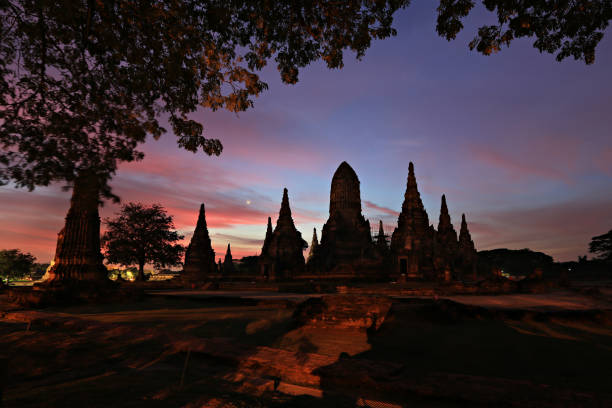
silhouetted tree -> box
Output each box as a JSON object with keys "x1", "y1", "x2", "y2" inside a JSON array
[
  {"x1": 437, "y1": 1, "x2": 611, "y2": 64},
  {"x1": 0, "y1": 249, "x2": 36, "y2": 283},
  {"x1": 0, "y1": 0, "x2": 409, "y2": 283},
  {"x1": 102, "y1": 203, "x2": 184, "y2": 281},
  {"x1": 589, "y1": 229, "x2": 612, "y2": 261},
  {"x1": 478, "y1": 248, "x2": 555, "y2": 277}
]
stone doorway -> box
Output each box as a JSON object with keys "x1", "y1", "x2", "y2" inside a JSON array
[{"x1": 399, "y1": 258, "x2": 407, "y2": 276}]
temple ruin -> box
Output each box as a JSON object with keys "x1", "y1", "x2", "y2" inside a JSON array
[
  {"x1": 223, "y1": 243, "x2": 235, "y2": 274},
  {"x1": 309, "y1": 161, "x2": 377, "y2": 277},
  {"x1": 42, "y1": 171, "x2": 108, "y2": 284},
  {"x1": 182, "y1": 161, "x2": 478, "y2": 283},
  {"x1": 390, "y1": 162, "x2": 437, "y2": 280},
  {"x1": 258, "y1": 188, "x2": 306, "y2": 281},
  {"x1": 182, "y1": 204, "x2": 217, "y2": 282}
]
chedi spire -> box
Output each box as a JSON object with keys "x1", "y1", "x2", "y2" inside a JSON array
[
  {"x1": 279, "y1": 188, "x2": 291, "y2": 219},
  {"x1": 376, "y1": 220, "x2": 387, "y2": 247},
  {"x1": 308, "y1": 228, "x2": 319, "y2": 261},
  {"x1": 459, "y1": 214, "x2": 474, "y2": 250},
  {"x1": 329, "y1": 161, "x2": 362, "y2": 217},
  {"x1": 223, "y1": 243, "x2": 235, "y2": 273},
  {"x1": 438, "y1": 194, "x2": 452, "y2": 232},
  {"x1": 403, "y1": 162, "x2": 426, "y2": 213},
  {"x1": 317, "y1": 161, "x2": 374, "y2": 272},
  {"x1": 262, "y1": 216, "x2": 273, "y2": 254},
  {"x1": 457, "y1": 213, "x2": 477, "y2": 280},
  {"x1": 391, "y1": 162, "x2": 435, "y2": 279},
  {"x1": 399, "y1": 162, "x2": 429, "y2": 230},
  {"x1": 258, "y1": 188, "x2": 306, "y2": 280},
  {"x1": 183, "y1": 203, "x2": 217, "y2": 282}
]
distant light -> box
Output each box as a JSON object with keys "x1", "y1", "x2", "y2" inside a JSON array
[{"x1": 246, "y1": 200, "x2": 252, "y2": 205}]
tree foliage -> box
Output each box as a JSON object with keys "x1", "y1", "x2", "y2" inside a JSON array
[
  {"x1": 0, "y1": 0, "x2": 409, "y2": 197},
  {"x1": 437, "y1": 0, "x2": 612, "y2": 64},
  {"x1": 102, "y1": 203, "x2": 184, "y2": 281},
  {"x1": 1, "y1": 1, "x2": 608, "y2": 199},
  {"x1": 0, "y1": 248, "x2": 36, "y2": 282},
  {"x1": 477, "y1": 248, "x2": 555, "y2": 276},
  {"x1": 589, "y1": 229, "x2": 612, "y2": 261}
]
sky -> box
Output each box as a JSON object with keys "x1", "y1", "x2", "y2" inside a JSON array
[{"x1": 1, "y1": 2, "x2": 612, "y2": 264}]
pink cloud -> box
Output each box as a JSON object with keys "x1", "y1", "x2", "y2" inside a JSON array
[
  {"x1": 473, "y1": 198, "x2": 612, "y2": 261},
  {"x1": 363, "y1": 200, "x2": 400, "y2": 217},
  {"x1": 595, "y1": 148, "x2": 612, "y2": 174},
  {"x1": 469, "y1": 145, "x2": 570, "y2": 182}
]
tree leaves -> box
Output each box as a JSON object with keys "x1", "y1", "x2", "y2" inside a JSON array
[
  {"x1": 0, "y1": 0, "x2": 409, "y2": 196},
  {"x1": 101, "y1": 202, "x2": 185, "y2": 272},
  {"x1": 437, "y1": 1, "x2": 611, "y2": 64},
  {"x1": 589, "y1": 229, "x2": 612, "y2": 261},
  {"x1": 0, "y1": 248, "x2": 37, "y2": 282}
]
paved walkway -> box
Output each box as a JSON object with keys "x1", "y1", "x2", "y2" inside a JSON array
[{"x1": 147, "y1": 289, "x2": 611, "y2": 311}]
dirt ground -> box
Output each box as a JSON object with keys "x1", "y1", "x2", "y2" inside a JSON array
[{"x1": 1, "y1": 289, "x2": 611, "y2": 407}]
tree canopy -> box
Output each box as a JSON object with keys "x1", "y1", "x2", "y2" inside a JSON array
[
  {"x1": 1, "y1": 1, "x2": 609, "y2": 198},
  {"x1": 437, "y1": 0, "x2": 611, "y2": 64},
  {"x1": 0, "y1": 248, "x2": 36, "y2": 282},
  {"x1": 0, "y1": 0, "x2": 409, "y2": 197},
  {"x1": 477, "y1": 248, "x2": 555, "y2": 276},
  {"x1": 589, "y1": 229, "x2": 612, "y2": 261},
  {"x1": 102, "y1": 203, "x2": 184, "y2": 281}
]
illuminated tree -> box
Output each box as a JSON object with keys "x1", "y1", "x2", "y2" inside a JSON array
[
  {"x1": 0, "y1": 249, "x2": 36, "y2": 283},
  {"x1": 102, "y1": 203, "x2": 184, "y2": 281}
]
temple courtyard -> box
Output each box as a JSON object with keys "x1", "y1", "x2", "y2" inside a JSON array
[{"x1": 1, "y1": 285, "x2": 612, "y2": 407}]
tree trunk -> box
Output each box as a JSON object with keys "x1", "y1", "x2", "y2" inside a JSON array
[
  {"x1": 137, "y1": 260, "x2": 145, "y2": 281},
  {"x1": 41, "y1": 170, "x2": 108, "y2": 284}
]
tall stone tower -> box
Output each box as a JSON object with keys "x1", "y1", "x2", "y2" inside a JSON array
[
  {"x1": 258, "y1": 188, "x2": 306, "y2": 280},
  {"x1": 223, "y1": 243, "x2": 235, "y2": 274},
  {"x1": 434, "y1": 194, "x2": 459, "y2": 280},
  {"x1": 308, "y1": 228, "x2": 319, "y2": 262},
  {"x1": 390, "y1": 162, "x2": 436, "y2": 279},
  {"x1": 42, "y1": 170, "x2": 108, "y2": 285},
  {"x1": 182, "y1": 204, "x2": 217, "y2": 283},
  {"x1": 316, "y1": 162, "x2": 374, "y2": 273},
  {"x1": 262, "y1": 217, "x2": 273, "y2": 255},
  {"x1": 375, "y1": 220, "x2": 390, "y2": 258},
  {"x1": 457, "y1": 214, "x2": 478, "y2": 280}
]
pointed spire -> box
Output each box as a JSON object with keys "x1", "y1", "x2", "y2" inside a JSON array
[
  {"x1": 407, "y1": 162, "x2": 416, "y2": 193},
  {"x1": 265, "y1": 216, "x2": 273, "y2": 239},
  {"x1": 438, "y1": 194, "x2": 452, "y2": 231},
  {"x1": 261, "y1": 216, "x2": 273, "y2": 254},
  {"x1": 223, "y1": 242, "x2": 234, "y2": 272},
  {"x1": 398, "y1": 161, "x2": 429, "y2": 232},
  {"x1": 196, "y1": 203, "x2": 207, "y2": 228},
  {"x1": 279, "y1": 188, "x2": 291, "y2": 218},
  {"x1": 192, "y1": 203, "x2": 211, "y2": 239},
  {"x1": 459, "y1": 213, "x2": 474, "y2": 248},
  {"x1": 402, "y1": 162, "x2": 426, "y2": 213},
  {"x1": 308, "y1": 228, "x2": 319, "y2": 261},
  {"x1": 275, "y1": 188, "x2": 299, "y2": 233},
  {"x1": 376, "y1": 220, "x2": 388, "y2": 248},
  {"x1": 183, "y1": 203, "x2": 216, "y2": 282}
]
